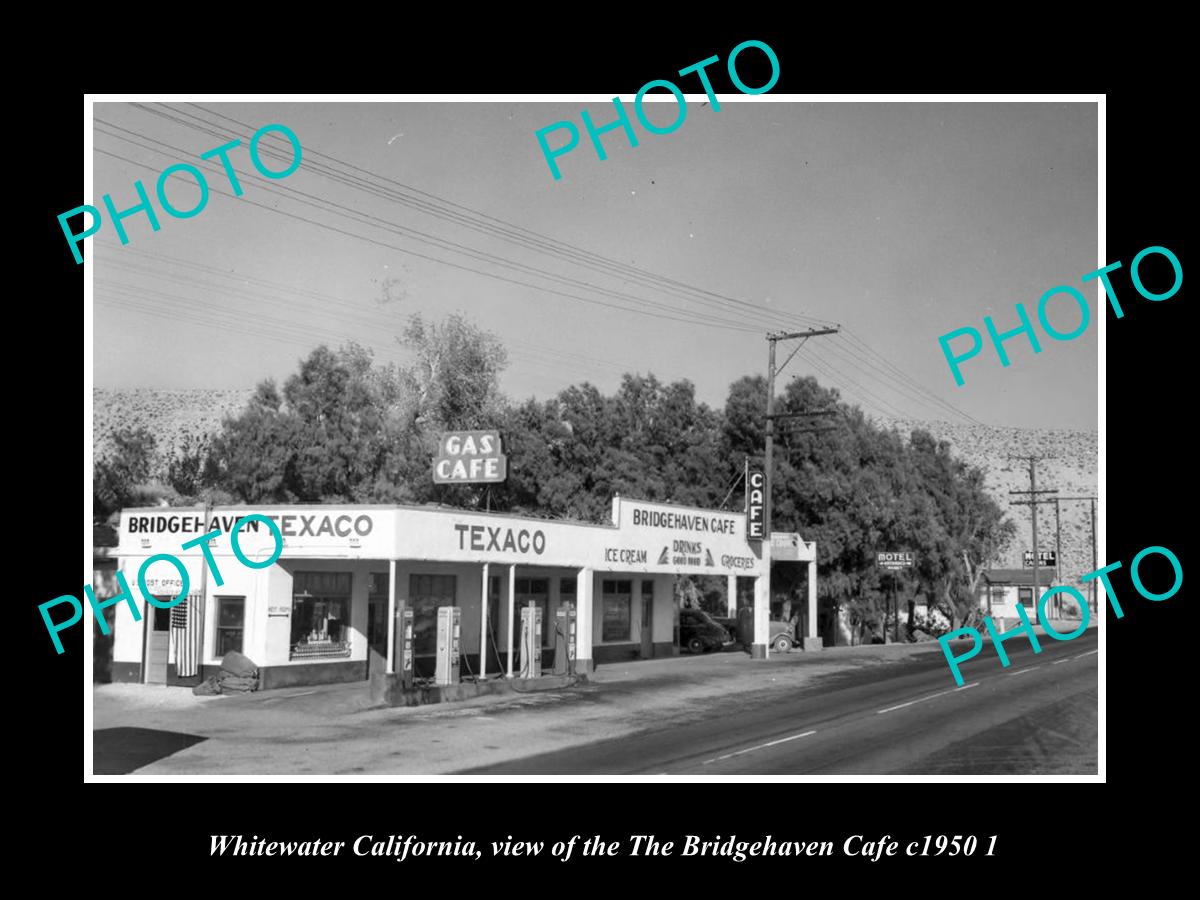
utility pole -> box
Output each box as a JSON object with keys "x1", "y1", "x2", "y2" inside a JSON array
[
  {"x1": 1009, "y1": 456, "x2": 1057, "y2": 616},
  {"x1": 1053, "y1": 497, "x2": 1062, "y2": 616},
  {"x1": 892, "y1": 573, "x2": 900, "y2": 644},
  {"x1": 759, "y1": 327, "x2": 839, "y2": 659},
  {"x1": 1090, "y1": 497, "x2": 1097, "y2": 612}
]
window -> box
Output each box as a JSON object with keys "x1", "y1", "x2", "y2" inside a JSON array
[
  {"x1": 487, "y1": 575, "x2": 501, "y2": 641},
  {"x1": 366, "y1": 574, "x2": 390, "y2": 657},
  {"x1": 150, "y1": 603, "x2": 171, "y2": 631},
  {"x1": 291, "y1": 572, "x2": 352, "y2": 660},
  {"x1": 560, "y1": 577, "x2": 577, "y2": 605},
  {"x1": 602, "y1": 579, "x2": 633, "y2": 642},
  {"x1": 1018, "y1": 587, "x2": 1034, "y2": 607},
  {"x1": 215, "y1": 597, "x2": 245, "y2": 657},
  {"x1": 410, "y1": 574, "x2": 457, "y2": 656}
]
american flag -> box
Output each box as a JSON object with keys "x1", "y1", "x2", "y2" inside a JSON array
[{"x1": 170, "y1": 593, "x2": 204, "y2": 677}]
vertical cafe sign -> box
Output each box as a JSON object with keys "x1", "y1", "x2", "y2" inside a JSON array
[
  {"x1": 746, "y1": 468, "x2": 764, "y2": 541},
  {"x1": 432, "y1": 431, "x2": 508, "y2": 484}
]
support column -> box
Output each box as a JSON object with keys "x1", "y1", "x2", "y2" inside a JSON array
[
  {"x1": 726, "y1": 574, "x2": 737, "y2": 617},
  {"x1": 806, "y1": 559, "x2": 817, "y2": 639},
  {"x1": 803, "y1": 552, "x2": 822, "y2": 651},
  {"x1": 506, "y1": 564, "x2": 516, "y2": 678},
  {"x1": 478, "y1": 563, "x2": 489, "y2": 680},
  {"x1": 751, "y1": 543, "x2": 771, "y2": 658},
  {"x1": 386, "y1": 559, "x2": 397, "y2": 674},
  {"x1": 576, "y1": 567, "x2": 594, "y2": 673}
]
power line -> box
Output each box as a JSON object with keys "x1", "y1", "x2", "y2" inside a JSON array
[
  {"x1": 836, "y1": 329, "x2": 984, "y2": 425},
  {"x1": 97, "y1": 119, "x2": 766, "y2": 336},
  {"x1": 800, "y1": 346, "x2": 908, "y2": 419},
  {"x1": 103, "y1": 250, "x2": 636, "y2": 378},
  {"x1": 97, "y1": 105, "x2": 990, "y2": 428},
  {"x1": 819, "y1": 337, "x2": 973, "y2": 424},
  {"x1": 94, "y1": 141, "x2": 762, "y2": 337},
  {"x1": 173, "y1": 102, "x2": 839, "y2": 333},
  {"x1": 190, "y1": 106, "x2": 979, "y2": 425},
  {"x1": 95, "y1": 280, "x2": 619, "y2": 385}
]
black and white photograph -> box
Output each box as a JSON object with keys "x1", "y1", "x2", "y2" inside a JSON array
[
  {"x1": 78, "y1": 95, "x2": 1112, "y2": 778},
  {"x1": 78, "y1": 93, "x2": 1115, "y2": 780}
]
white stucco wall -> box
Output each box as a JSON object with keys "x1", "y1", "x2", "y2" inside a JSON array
[{"x1": 112, "y1": 499, "x2": 778, "y2": 672}]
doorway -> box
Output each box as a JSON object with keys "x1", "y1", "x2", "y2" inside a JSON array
[
  {"x1": 366, "y1": 572, "x2": 390, "y2": 678},
  {"x1": 367, "y1": 598, "x2": 388, "y2": 677},
  {"x1": 409, "y1": 574, "x2": 457, "y2": 678},
  {"x1": 640, "y1": 580, "x2": 654, "y2": 658},
  {"x1": 143, "y1": 603, "x2": 170, "y2": 684}
]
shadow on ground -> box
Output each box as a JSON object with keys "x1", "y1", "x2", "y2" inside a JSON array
[{"x1": 94, "y1": 727, "x2": 208, "y2": 774}]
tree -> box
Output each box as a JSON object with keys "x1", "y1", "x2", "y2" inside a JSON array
[
  {"x1": 94, "y1": 427, "x2": 159, "y2": 521},
  {"x1": 401, "y1": 313, "x2": 508, "y2": 431},
  {"x1": 164, "y1": 431, "x2": 212, "y2": 498},
  {"x1": 908, "y1": 430, "x2": 1016, "y2": 629},
  {"x1": 204, "y1": 311, "x2": 512, "y2": 508},
  {"x1": 722, "y1": 374, "x2": 1015, "y2": 644},
  {"x1": 205, "y1": 379, "x2": 298, "y2": 503},
  {"x1": 488, "y1": 375, "x2": 731, "y2": 524},
  {"x1": 206, "y1": 344, "x2": 412, "y2": 503},
  {"x1": 166, "y1": 306, "x2": 1017, "y2": 648}
]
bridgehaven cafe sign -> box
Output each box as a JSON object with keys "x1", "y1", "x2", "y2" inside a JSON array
[
  {"x1": 613, "y1": 497, "x2": 764, "y2": 575},
  {"x1": 432, "y1": 431, "x2": 508, "y2": 484}
]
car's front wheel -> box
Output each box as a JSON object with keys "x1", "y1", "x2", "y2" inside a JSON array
[
  {"x1": 771, "y1": 635, "x2": 793, "y2": 653},
  {"x1": 687, "y1": 637, "x2": 705, "y2": 654}
]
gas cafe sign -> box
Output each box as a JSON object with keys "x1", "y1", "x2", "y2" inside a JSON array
[{"x1": 432, "y1": 431, "x2": 508, "y2": 484}]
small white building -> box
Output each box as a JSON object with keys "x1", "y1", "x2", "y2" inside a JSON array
[
  {"x1": 978, "y1": 568, "x2": 1057, "y2": 622},
  {"x1": 109, "y1": 495, "x2": 818, "y2": 689}
]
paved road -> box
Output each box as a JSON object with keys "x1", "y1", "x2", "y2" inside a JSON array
[{"x1": 460, "y1": 630, "x2": 1098, "y2": 774}]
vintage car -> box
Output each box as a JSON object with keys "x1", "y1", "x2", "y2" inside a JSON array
[
  {"x1": 680, "y1": 608, "x2": 734, "y2": 654},
  {"x1": 714, "y1": 610, "x2": 799, "y2": 652}
]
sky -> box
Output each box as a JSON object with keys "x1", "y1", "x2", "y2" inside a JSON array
[{"x1": 90, "y1": 99, "x2": 1098, "y2": 430}]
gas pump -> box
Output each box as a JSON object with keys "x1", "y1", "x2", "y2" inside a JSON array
[
  {"x1": 553, "y1": 602, "x2": 576, "y2": 675},
  {"x1": 519, "y1": 602, "x2": 542, "y2": 679},
  {"x1": 393, "y1": 602, "x2": 414, "y2": 690},
  {"x1": 435, "y1": 606, "x2": 461, "y2": 685}
]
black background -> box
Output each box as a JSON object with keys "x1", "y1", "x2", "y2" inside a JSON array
[{"x1": 22, "y1": 23, "x2": 1189, "y2": 882}]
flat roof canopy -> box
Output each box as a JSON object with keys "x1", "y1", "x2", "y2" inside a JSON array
[{"x1": 115, "y1": 495, "x2": 792, "y2": 577}]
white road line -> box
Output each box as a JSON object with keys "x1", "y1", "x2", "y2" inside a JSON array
[
  {"x1": 701, "y1": 730, "x2": 817, "y2": 765},
  {"x1": 1074, "y1": 649, "x2": 1099, "y2": 660},
  {"x1": 876, "y1": 683, "x2": 977, "y2": 715},
  {"x1": 1007, "y1": 666, "x2": 1040, "y2": 677},
  {"x1": 1052, "y1": 657, "x2": 1071, "y2": 665}
]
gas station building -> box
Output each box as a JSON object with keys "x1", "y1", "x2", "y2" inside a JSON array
[{"x1": 110, "y1": 496, "x2": 819, "y2": 690}]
